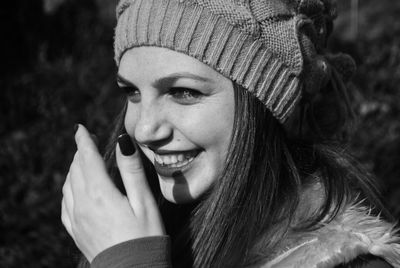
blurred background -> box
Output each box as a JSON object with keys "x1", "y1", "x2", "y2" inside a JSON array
[{"x1": 0, "y1": 0, "x2": 399, "y2": 267}]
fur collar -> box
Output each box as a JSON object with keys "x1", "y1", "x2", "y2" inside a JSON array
[{"x1": 260, "y1": 184, "x2": 400, "y2": 268}]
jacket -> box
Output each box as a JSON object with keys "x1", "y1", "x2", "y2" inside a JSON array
[{"x1": 260, "y1": 182, "x2": 400, "y2": 268}]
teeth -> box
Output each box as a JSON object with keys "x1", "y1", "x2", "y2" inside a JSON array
[
  {"x1": 163, "y1": 155, "x2": 171, "y2": 165},
  {"x1": 154, "y1": 152, "x2": 197, "y2": 167},
  {"x1": 171, "y1": 155, "x2": 178, "y2": 164},
  {"x1": 154, "y1": 154, "x2": 163, "y2": 164}
]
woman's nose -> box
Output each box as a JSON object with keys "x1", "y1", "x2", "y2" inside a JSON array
[{"x1": 133, "y1": 102, "x2": 172, "y2": 145}]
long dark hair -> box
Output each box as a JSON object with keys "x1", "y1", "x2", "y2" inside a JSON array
[{"x1": 103, "y1": 84, "x2": 389, "y2": 267}]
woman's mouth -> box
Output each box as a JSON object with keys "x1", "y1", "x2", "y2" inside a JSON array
[{"x1": 153, "y1": 150, "x2": 200, "y2": 177}]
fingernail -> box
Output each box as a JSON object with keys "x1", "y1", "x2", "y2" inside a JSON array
[
  {"x1": 74, "y1": 124, "x2": 79, "y2": 134},
  {"x1": 118, "y1": 134, "x2": 136, "y2": 156}
]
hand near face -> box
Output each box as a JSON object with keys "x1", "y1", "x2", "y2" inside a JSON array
[{"x1": 61, "y1": 125, "x2": 165, "y2": 262}]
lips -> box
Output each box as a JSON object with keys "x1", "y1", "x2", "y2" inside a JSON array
[{"x1": 153, "y1": 149, "x2": 200, "y2": 177}]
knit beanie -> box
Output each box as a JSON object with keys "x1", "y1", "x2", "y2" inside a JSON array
[{"x1": 114, "y1": 0, "x2": 354, "y2": 123}]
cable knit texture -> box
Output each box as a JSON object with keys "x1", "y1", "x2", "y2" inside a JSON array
[
  {"x1": 114, "y1": 0, "x2": 342, "y2": 122},
  {"x1": 114, "y1": 0, "x2": 357, "y2": 123}
]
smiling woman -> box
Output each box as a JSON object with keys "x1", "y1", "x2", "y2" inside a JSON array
[
  {"x1": 119, "y1": 47, "x2": 234, "y2": 203},
  {"x1": 61, "y1": 0, "x2": 400, "y2": 267}
]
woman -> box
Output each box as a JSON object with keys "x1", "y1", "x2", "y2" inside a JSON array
[{"x1": 61, "y1": 0, "x2": 400, "y2": 267}]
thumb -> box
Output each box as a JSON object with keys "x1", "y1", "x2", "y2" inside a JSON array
[{"x1": 116, "y1": 134, "x2": 156, "y2": 213}]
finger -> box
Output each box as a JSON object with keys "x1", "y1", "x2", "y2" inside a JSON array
[
  {"x1": 62, "y1": 172, "x2": 75, "y2": 214},
  {"x1": 61, "y1": 197, "x2": 75, "y2": 240},
  {"x1": 68, "y1": 151, "x2": 85, "y2": 192},
  {"x1": 116, "y1": 134, "x2": 156, "y2": 212},
  {"x1": 69, "y1": 151, "x2": 89, "y2": 200},
  {"x1": 75, "y1": 124, "x2": 115, "y2": 190}
]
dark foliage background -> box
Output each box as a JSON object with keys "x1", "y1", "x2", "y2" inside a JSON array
[{"x1": 0, "y1": 0, "x2": 399, "y2": 267}]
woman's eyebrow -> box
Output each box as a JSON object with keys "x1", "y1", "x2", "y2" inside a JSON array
[
  {"x1": 116, "y1": 72, "x2": 213, "y2": 88},
  {"x1": 153, "y1": 72, "x2": 214, "y2": 88},
  {"x1": 116, "y1": 74, "x2": 136, "y2": 87}
]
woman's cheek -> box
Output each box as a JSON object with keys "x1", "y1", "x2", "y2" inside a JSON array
[{"x1": 187, "y1": 101, "x2": 234, "y2": 138}]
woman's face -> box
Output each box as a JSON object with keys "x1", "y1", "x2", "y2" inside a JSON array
[{"x1": 118, "y1": 47, "x2": 235, "y2": 204}]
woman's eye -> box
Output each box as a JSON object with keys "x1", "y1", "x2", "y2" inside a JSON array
[
  {"x1": 169, "y1": 87, "x2": 202, "y2": 103},
  {"x1": 121, "y1": 86, "x2": 141, "y2": 103}
]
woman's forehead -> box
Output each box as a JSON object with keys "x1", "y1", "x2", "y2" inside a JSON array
[{"x1": 118, "y1": 46, "x2": 224, "y2": 82}]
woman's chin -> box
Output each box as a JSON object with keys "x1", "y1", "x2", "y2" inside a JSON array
[
  {"x1": 163, "y1": 194, "x2": 195, "y2": 204},
  {"x1": 155, "y1": 159, "x2": 217, "y2": 204},
  {"x1": 158, "y1": 178, "x2": 197, "y2": 204}
]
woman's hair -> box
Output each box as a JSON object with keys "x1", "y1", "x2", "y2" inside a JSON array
[{"x1": 103, "y1": 83, "x2": 389, "y2": 267}]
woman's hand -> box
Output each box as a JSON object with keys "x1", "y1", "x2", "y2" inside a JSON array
[{"x1": 61, "y1": 125, "x2": 165, "y2": 262}]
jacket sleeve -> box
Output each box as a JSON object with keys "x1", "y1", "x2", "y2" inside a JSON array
[{"x1": 77, "y1": 236, "x2": 172, "y2": 268}]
